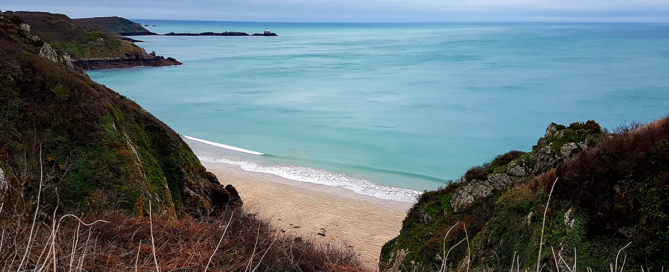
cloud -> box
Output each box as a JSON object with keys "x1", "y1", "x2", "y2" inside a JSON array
[{"x1": 2, "y1": 0, "x2": 668, "y2": 22}]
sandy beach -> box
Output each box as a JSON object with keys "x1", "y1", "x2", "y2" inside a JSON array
[{"x1": 203, "y1": 162, "x2": 413, "y2": 269}]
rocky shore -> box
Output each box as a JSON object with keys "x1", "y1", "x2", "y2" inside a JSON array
[{"x1": 73, "y1": 54, "x2": 182, "y2": 70}]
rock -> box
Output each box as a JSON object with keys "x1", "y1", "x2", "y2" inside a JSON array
[
  {"x1": 20, "y1": 23, "x2": 29, "y2": 32},
  {"x1": 206, "y1": 184, "x2": 231, "y2": 207},
  {"x1": 560, "y1": 142, "x2": 580, "y2": 157},
  {"x1": 202, "y1": 171, "x2": 220, "y2": 184},
  {"x1": 452, "y1": 174, "x2": 519, "y2": 211},
  {"x1": 487, "y1": 173, "x2": 515, "y2": 190},
  {"x1": 61, "y1": 53, "x2": 74, "y2": 70},
  {"x1": 545, "y1": 122, "x2": 560, "y2": 137},
  {"x1": 507, "y1": 160, "x2": 526, "y2": 177},
  {"x1": 451, "y1": 179, "x2": 493, "y2": 211},
  {"x1": 531, "y1": 146, "x2": 557, "y2": 174},
  {"x1": 225, "y1": 184, "x2": 242, "y2": 205},
  {"x1": 39, "y1": 43, "x2": 58, "y2": 63}
]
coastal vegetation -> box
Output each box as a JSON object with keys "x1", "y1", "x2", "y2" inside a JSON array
[{"x1": 380, "y1": 118, "x2": 669, "y2": 271}]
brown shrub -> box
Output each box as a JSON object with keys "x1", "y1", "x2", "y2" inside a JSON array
[{"x1": 0, "y1": 207, "x2": 369, "y2": 271}]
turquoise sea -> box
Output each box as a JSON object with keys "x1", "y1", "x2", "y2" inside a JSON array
[{"x1": 87, "y1": 21, "x2": 669, "y2": 202}]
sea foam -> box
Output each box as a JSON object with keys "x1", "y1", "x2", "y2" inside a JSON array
[
  {"x1": 195, "y1": 151, "x2": 421, "y2": 203},
  {"x1": 184, "y1": 135, "x2": 264, "y2": 155}
]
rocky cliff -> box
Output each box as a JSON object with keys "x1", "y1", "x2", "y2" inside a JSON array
[
  {"x1": 380, "y1": 119, "x2": 669, "y2": 271},
  {"x1": 2, "y1": 11, "x2": 180, "y2": 70},
  {"x1": 0, "y1": 13, "x2": 235, "y2": 217}
]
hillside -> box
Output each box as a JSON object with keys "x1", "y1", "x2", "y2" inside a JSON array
[
  {"x1": 1, "y1": 11, "x2": 179, "y2": 69},
  {"x1": 0, "y1": 12, "x2": 226, "y2": 217},
  {"x1": 73, "y1": 16, "x2": 150, "y2": 34},
  {"x1": 380, "y1": 119, "x2": 669, "y2": 271}
]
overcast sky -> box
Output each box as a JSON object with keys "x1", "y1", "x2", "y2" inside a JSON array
[{"x1": 3, "y1": 0, "x2": 669, "y2": 22}]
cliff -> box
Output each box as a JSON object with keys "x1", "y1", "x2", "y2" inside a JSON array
[
  {"x1": 380, "y1": 119, "x2": 669, "y2": 271},
  {"x1": 0, "y1": 13, "x2": 235, "y2": 217},
  {"x1": 2, "y1": 11, "x2": 180, "y2": 70}
]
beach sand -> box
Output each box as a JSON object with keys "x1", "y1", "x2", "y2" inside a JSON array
[{"x1": 203, "y1": 162, "x2": 413, "y2": 269}]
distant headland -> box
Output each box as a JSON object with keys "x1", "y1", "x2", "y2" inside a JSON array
[{"x1": 120, "y1": 30, "x2": 279, "y2": 37}]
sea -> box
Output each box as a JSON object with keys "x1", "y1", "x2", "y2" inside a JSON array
[{"x1": 86, "y1": 21, "x2": 669, "y2": 203}]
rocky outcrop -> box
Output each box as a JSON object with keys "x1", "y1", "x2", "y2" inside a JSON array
[
  {"x1": 39, "y1": 43, "x2": 58, "y2": 62},
  {"x1": 450, "y1": 121, "x2": 604, "y2": 211},
  {"x1": 72, "y1": 54, "x2": 182, "y2": 70},
  {"x1": 380, "y1": 121, "x2": 609, "y2": 272}
]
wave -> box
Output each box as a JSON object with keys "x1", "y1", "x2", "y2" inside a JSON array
[
  {"x1": 196, "y1": 152, "x2": 421, "y2": 203},
  {"x1": 183, "y1": 135, "x2": 264, "y2": 155}
]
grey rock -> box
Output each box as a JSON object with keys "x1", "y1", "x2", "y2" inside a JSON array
[
  {"x1": 451, "y1": 179, "x2": 493, "y2": 211},
  {"x1": 20, "y1": 23, "x2": 30, "y2": 32},
  {"x1": 61, "y1": 53, "x2": 74, "y2": 70},
  {"x1": 39, "y1": 43, "x2": 58, "y2": 63},
  {"x1": 560, "y1": 142, "x2": 580, "y2": 157},
  {"x1": 507, "y1": 160, "x2": 526, "y2": 177},
  {"x1": 487, "y1": 173, "x2": 515, "y2": 189},
  {"x1": 545, "y1": 122, "x2": 560, "y2": 138}
]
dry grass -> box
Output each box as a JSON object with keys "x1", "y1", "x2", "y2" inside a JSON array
[{"x1": 0, "y1": 206, "x2": 369, "y2": 271}]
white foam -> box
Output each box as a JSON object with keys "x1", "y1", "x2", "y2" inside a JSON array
[
  {"x1": 197, "y1": 152, "x2": 421, "y2": 203},
  {"x1": 183, "y1": 135, "x2": 264, "y2": 155}
]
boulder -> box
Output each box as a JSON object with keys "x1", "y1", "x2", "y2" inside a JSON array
[{"x1": 39, "y1": 43, "x2": 58, "y2": 63}]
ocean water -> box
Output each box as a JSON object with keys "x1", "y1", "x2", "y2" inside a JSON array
[{"x1": 87, "y1": 21, "x2": 669, "y2": 202}]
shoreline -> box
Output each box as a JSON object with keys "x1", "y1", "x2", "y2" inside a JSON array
[{"x1": 203, "y1": 161, "x2": 413, "y2": 268}]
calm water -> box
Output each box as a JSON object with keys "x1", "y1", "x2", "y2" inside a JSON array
[{"x1": 87, "y1": 21, "x2": 669, "y2": 202}]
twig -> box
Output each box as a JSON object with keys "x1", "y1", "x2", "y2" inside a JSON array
[
  {"x1": 536, "y1": 177, "x2": 558, "y2": 272},
  {"x1": 245, "y1": 221, "x2": 262, "y2": 272},
  {"x1": 18, "y1": 144, "x2": 44, "y2": 271},
  {"x1": 149, "y1": 200, "x2": 160, "y2": 272},
  {"x1": 465, "y1": 223, "x2": 471, "y2": 272},
  {"x1": 440, "y1": 222, "x2": 460, "y2": 272},
  {"x1": 510, "y1": 251, "x2": 516, "y2": 272},
  {"x1": 573, "y1": 247, "x2": 577, "y2": 272},
  {"x1": 615, "y1": 241, "x2": 632, "y2": 272},
  {"x1": 69, "y1": 221, "x2": 82, "y2": 272},
  {"x1": 135, "y1": 240, "x2": 142, "y2": 272},
  {"x1": 551, "y1": 247, "x2": 559, "y2": 272},
  {"x1": 205, "y1": 211, "x2": 235, "y2": 272},
  {"x1": 253, "y1": 235, "x2": 279, "y2": 272}
]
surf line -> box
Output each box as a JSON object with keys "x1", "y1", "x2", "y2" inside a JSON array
[{"x1": 182, "y1": 135, "x2": 264, "y2": 155}]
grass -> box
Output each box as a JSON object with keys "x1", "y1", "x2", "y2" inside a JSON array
[{"x1": 0, "y1": 205, "x2": 369, "y2": 271}]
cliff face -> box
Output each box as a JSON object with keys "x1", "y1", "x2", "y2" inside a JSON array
[
  {"x1": 0, "y1": 14, "x2": 235, "y2": 217},
  {"x1": 2, "y1": 11, "x2": 180, "y2": 70},
  {"x1": 380, "y1": 119, "x2": 669, "y2": 271}
]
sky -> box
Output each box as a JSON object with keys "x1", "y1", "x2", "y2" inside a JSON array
[{"x1": 3, "y1": 0, "x2": 669, "y2": 22}]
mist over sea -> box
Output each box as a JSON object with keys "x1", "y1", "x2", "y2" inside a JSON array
[{"x1": 87, "y1": 21, "x2": 669, "y2": 202}]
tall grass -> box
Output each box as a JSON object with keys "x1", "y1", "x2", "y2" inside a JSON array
[{"x1": 0, "y1": 206, "x2": 368, "y2": 271}]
